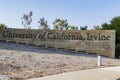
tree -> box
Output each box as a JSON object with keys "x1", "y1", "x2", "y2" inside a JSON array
[
  {"x1": 70, "y1": 26, "x2": 75, "y2": 30},
  {"x1": 0, "y1": 23, "x2": 7, "y2": 29},
  {"x1": 101, "y1": 23, "x2": 110, "y2": 30},
  {"x1": 80, "y1": 26, "x2": 87, "y2": 30},
  {"x1": 70, "y1": 26, "x2": 78, "y2": 30},
  {"x1": 93, "y1": 25, "x2": 101, "y2": 30},
  {"x1": 110, "y1": 16, "x2": 120, "y2": 30},
  {"x1": 102, "y1": 16, "x2": 120, "y2": 30},
  {"x1": 101, "y1": 16, "x2": 120, "y2": 58},
  {"x1": 21, "y1": 11, "x2": 33, "y2": 29},
  {"x1": 53, "y1": 18, "x2": 69, "y2": 30},
  {"x1": 38, "y1": 17, "x2": 49, "y2": 30}
]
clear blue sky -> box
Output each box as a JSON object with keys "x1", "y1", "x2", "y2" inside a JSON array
[{"x1": 0, "y1": 0, "x2": 120, "y2": 29}]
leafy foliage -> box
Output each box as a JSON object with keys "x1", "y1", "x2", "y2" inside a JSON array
[
  {"x1": 69, "y1": 26, "x2": 78, "y2": 30},
  {"x1": 53, "y1": 18, "x2": 69, "y2": 30},
  {"x1": 80, "y1": 26, "x2": 87, "y2": 30},
  {"x1": 21, "y1": 11, "x2": 33, "y2": 29},
  {"x1": 38, "y1": 17, "x2": 49, "y2": 30},
  {"x1": 0, "y1": 23, "x2": 7, "y2": 29},
  {"x1": 93, "y1": 25, "x2": 101, "y2": 30}
]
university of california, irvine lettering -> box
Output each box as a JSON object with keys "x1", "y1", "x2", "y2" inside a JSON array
[{"x1": 1, "y1": 30, "x2": 111, "y2": 41}]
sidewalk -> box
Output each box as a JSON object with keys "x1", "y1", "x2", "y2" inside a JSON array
[{"x1": 28, "y1": 66, "x2": 120, "y2": 80}]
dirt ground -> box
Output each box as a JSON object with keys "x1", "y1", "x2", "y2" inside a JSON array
[{"x1": 0, "y1": 42, "x2": 120, "y2": 80}]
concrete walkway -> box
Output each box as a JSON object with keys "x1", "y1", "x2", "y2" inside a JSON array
[{"x1": 28, "y1": 66, "x2": 120, "y2": 80}]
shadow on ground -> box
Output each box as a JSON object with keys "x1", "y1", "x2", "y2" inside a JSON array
[{"x1": 0, "y1": 41, "x2": 97, "y2": 58}]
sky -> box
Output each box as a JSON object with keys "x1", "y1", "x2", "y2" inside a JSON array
[{"x1": 0, "y1": 0, "x2": 120, "y2": 29}]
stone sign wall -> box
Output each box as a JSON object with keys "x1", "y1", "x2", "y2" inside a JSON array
[{"x1": 0, "y1": 28, "x2": 115, "y2": 58}]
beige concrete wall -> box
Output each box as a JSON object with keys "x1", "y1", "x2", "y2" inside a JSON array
[{"x1": 0, "y1": 28, "x2": 115, "y2": 58}]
